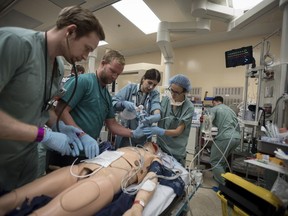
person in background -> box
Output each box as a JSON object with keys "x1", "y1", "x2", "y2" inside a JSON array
[
  {"x1": 0, "y1": 5, "x2": 105, "y2": 193},
  {"x1": 144, "y1": 74, "x2": 194, "y2": 166},
  {"x1": 112, "y1": 69, "x2": 161, "y2": 148},
  {"x1": 54, "y1": 49, "x2": 146, "y2": 165},
  {"x1": 62, "y1": 64, "x2": 85, "y2": 83},
  {"x1": 209, "y1": 96, "x2": 240, "y2": 185},
  {"x1": 71, "y1": 64, "x2": 85, "y2": 75}
]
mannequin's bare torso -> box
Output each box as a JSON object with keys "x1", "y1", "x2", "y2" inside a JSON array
[{"x1": 0, "y1": 144, "x2": 159, "y2": 216}]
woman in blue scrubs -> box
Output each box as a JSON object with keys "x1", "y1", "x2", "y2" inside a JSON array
[{"x1": 112, "y1": 69, "x2": 161, "y2": 148}]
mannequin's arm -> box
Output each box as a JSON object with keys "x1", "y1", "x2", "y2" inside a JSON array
[{"x1": 123, "y1": 172, "x2": 158, "y2": 216}]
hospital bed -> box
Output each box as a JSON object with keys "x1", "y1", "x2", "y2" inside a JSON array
[
  {"x1": 94, "y1": 151, "x2": 198, "y2": 216},
  {"x1": 8, "y1": 149, "x2": 199, "y2": 216}
]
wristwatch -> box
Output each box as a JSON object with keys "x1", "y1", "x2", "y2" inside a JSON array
[{"x1": 133, "y1": 199, "x2": 145, "y2": 208}]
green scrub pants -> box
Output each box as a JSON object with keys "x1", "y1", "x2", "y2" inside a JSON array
[{"x1": 210, "y1": 138, "x2": 240, "y2": 185}]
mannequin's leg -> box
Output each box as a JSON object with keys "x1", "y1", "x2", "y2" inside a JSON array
[
  {"x1": 0, "y1": 166, "x2": 80, "y2": 215},
  {"x1": 31, "y1": 167, "x2": 130, "y2": 216}
]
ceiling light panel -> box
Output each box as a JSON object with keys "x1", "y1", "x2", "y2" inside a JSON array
[{"x1": 112, "y1": 0, "x2": 160, "y2": 34}]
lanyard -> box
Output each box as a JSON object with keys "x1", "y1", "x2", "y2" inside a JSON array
[
  {"x1": 136, "y1": 92, "x2": 148, "y2": 107},
  {"x1": 42, "y1": 31, "x2": 56, "y2": 112},
  {"x1": 135, "y1": 85, "x2": 149, "y2": 109}
]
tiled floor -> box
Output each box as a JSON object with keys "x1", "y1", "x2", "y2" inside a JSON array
[{"x1": 187, "y1": 170, "x2": 223, "y2": 216}]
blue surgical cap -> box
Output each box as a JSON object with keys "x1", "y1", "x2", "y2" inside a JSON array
[{"x1": 169, "y1": 74, "x2": 192, "y2": 92}]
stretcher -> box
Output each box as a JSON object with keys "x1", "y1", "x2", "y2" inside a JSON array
[
  {"x1": 46, "y1": 142, "x2": 199, "y2": 215},
  {"x1": 94, "y1": 152, "x2": 199, "y2": 216},
  {"x1": 6, "y1": 151, "x2": 199, "y2": 216}
]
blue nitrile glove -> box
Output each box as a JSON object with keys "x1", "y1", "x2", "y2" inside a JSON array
[
  {"x1": 141, "y1": 113, "x2": 161, "y2": 125},
  {"x1": 122, "y1": 101, "x2": 136, "y2": 112},
  {"x1": 79, "y1": 134, "x2": 99, "y2": 159},
  {"x1": 52, "y1": 121, "x2": 83, "y2": 157},
  {"x1": 42, "y1": 129, "x2": 71, "y2": 156},
  {"x1": 143, "y1": 126, "x2": 165, "y2": 138},
  {"x1": 132, "y1": 125, "x2": 147, "y2": 139}
]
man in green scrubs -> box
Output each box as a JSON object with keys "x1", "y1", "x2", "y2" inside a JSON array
[
  {"x1": 55, "y1": 50, "x2": 146, "y2": 163},
  {"x1": 0, "y1": 5, "x2": 105, "y2": 193},
  {"x1": 209, "y1": 96, "x2": 240, "y2": 185}
]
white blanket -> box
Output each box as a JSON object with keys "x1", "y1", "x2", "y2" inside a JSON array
[{"x1": 143, "y1": 154, "x2": 189, "y2": 216}]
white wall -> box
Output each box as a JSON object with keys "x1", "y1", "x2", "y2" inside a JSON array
[{"x1": 125, "y1": 34, "x2": 281, "y2": 101}]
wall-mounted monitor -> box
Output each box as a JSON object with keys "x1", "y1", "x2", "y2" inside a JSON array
[{"x1": 225, "y1": 46, "x2": 253, "y2": 68}]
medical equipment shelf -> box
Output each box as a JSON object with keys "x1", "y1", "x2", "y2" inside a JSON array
[
  {"x1": 244, "y1": 159, "x2": 288, "y2": 176},
  {"x1": 242, "y1": 120, "x2": 259, "y2": 127},
  {"x1": 231, "y1": 156, "x2": 262, "y2": 180},
  {"x1": 229, "y1": 139, "x2": 259, "y2": 179},
  {"x1": 257, "y1": 139, "x2": 288, "y2": 155}
]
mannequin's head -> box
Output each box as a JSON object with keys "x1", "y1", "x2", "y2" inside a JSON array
[{"x1": 143, "y1": 142, "x2": 159, "y2": 154}]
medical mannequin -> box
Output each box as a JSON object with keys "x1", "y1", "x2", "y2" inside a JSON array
[{"x1": 0, "y1": 142, "x2": 161, "y2": 216}]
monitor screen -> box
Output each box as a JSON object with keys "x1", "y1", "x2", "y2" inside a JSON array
[{"x1": 225, "y1": 46, "x2": 253, "y2": 68}]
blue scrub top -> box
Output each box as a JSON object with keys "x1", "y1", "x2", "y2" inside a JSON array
[{"x1": 112, "y1": 83, "x2": 161, "y2": 146}]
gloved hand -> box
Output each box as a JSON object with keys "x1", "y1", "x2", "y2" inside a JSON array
[
  {"x1": 52, "y1": 121, "x2": 83, "y2": 157},
  {"x1": 143, "y1": 126, "x2": 165, "y2": 138},
  {"x1": 79, "y1": 134, "x2": 99, "y2": 159},
  {"x1": 141, "y1": 113, "x2": 161, "y2": 125},
  {"x1": 41, "y1": 129, "x2": 71, "y2": 156},
  {"x1": 132, "y1": 125, "x2": 147, "y2": 139},
  {"x1": 122, "y1": 101, "x2": 136, "y2": 112}
]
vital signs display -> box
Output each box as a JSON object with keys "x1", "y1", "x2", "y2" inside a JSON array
[{"x1": 225, "y1": 46, "x2": 253, "y2": 68}]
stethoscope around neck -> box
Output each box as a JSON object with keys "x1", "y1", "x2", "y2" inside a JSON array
[
  {"x1": 52, "y1": 34, "x2": 78, "y2": 135},
  {"x1": 135, "y1": 85, "x2": 150, "y2": 109}
]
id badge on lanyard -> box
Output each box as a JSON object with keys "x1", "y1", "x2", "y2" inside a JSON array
[
  {"x1": 144, "y1": 95, "x2": 150, "y2": 111},
  {"x1": 132, "y1": 94, "x2": 136, "y2": 105}
]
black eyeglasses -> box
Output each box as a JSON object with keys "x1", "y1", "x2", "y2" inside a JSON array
[{"x1": 168, "y1": 87, "x2": 184, "y2": 96}]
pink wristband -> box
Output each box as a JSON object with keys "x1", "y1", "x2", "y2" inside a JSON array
[{"x1": 35, "y1": 127, "x2": 45, "y2": 142}]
